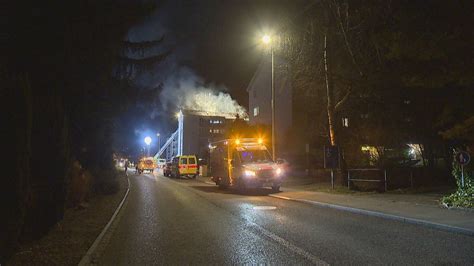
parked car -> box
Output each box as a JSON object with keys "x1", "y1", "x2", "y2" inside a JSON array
[
  {"x1": 163, "y1": 162, "x2": 172, "y2": 177},
  {"x1": 157, "y1": 158, "x2": 166, "y2": 169}
]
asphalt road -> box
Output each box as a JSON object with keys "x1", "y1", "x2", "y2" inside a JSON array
[{"x1": 98, "y1": 172, "x2": 474, "y2": 265}]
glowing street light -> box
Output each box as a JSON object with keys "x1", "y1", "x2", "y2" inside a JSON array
[
  {"x1": 144, "y1": 136, "x2": 152, "y2": 145},
  {"x1": 144, "y1": 136, "x2": 152, "y2": 156},
  {"x1": 262, "y1": 34, "x2": 271, "y2": 44},
  {"x1": 261, "y1": 33, "x2": 276, "y2": 161}
]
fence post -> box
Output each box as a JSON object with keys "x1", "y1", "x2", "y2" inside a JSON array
[
  {"x1": 347, "y1": 170, "x2": 350, "y2": 189},
  {"x1": 331, "y1": 170, "x2": 334, "y2": 189},
  {"x1": 384, "y1": 170, "x2": 387, "y2": 192}
]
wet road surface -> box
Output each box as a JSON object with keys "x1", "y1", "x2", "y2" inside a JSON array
[{"x1": 98, "y1": 172, "x2": 474, "y2": 265}]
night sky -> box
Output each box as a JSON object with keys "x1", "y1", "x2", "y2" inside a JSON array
[
  {"x1": 124, "y1": 0, "x2": 308, "y2": 154},
  {"x1": 132, "y1": 0, "x2": 307, "y2": 105}
]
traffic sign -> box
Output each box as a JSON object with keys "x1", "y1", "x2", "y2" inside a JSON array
[
  {"x1": 455, "y1": 151, "x2": 470, "y2": 188},
  {"x1": 455, "y1": 151, "x2": 470, "y2": 166},
  {"x1": 324, "y1": 145, "x2": 340, "y2": 169}
]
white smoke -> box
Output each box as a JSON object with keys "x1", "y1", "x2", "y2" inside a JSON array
[{"x1": 160, "y1": 67, "x2": 248, "y2": 118}]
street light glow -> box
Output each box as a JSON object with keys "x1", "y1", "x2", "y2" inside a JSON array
[
  {"x1": 262, "y1": 35, "x2": 271, "y2": 44},
  {"x1": 144, "y1": 136, "x2": 152, "y2": 145}
]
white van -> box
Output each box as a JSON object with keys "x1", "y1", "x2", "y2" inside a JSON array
[{"x1": 157, "y1": 158, "x2": 166, "y2": 169}]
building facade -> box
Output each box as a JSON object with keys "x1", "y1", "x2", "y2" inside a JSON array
[{"x1": 156, "y1": 110, "x2": 235, "y2": 161}]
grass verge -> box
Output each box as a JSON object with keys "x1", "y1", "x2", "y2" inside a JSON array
[{"x1": 8, "y1": 174, "x2": 128, "y2": 265}]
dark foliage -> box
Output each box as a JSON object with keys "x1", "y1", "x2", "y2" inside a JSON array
[
  {"x1": 0, "y1": 0, "x2": 165, "y2": 262},
  {"x1": 278, "y1": 0, "x2": 474, "y2": 170}
]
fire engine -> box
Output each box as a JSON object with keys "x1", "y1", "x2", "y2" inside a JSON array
[{"x1": 209, "y1": 138, "x2": 284, "y2": 192}]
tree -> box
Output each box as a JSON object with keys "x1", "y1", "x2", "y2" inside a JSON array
[
  {"x1": 278, "y1": 0, "x2": 474, "y2": 169},
  {"x1": 1, "y1": 0, "x2": 172, "y2": 261}
]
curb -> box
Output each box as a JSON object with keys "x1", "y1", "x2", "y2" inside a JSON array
[
  {"x1": 78, "y1": 176, "x2": 131, "y2": 266},
  {"x1": 269, "y1": 194, "x2": 474, "y2": 237}
]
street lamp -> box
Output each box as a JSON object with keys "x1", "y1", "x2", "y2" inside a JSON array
[
  {"x1": 144, "y1": 136, "x2": 152, "y2": 156},
  {"x1": 262, "y1": 34, "x2": 271, "y2": 44},
  {"x1": 261, "y1": 34, "x2": 276, "y2": 161}
]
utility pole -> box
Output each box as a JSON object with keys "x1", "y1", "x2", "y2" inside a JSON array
[{"x1": 271, "y1": 43, "x2": 276, "y2": 161}]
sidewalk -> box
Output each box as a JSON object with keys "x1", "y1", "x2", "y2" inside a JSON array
[
  {"x1": 273, "y1": 185, "x2": 474, "y2": 235},
  {"x1": 195, "y1": 174, "x2": 474, "y2": 235}
]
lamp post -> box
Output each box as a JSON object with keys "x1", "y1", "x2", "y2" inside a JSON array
[
  {"x1": 144, "y1": 136, "x2": 152, "y2": 156},
  {"x1": 262, "y1": 34, "x2": 276, "y2": 161}
]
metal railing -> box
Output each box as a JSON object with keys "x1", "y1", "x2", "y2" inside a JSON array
[{"x1": 347, "y1": 168, "x2": 387, "y2": 192}]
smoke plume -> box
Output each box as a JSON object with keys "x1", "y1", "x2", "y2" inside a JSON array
[
  {"x1": 127, "y1": 0, "x2": 248, "y2": 120},
  {"x1": 160, "y1": 67, "x2": 247, "y2": 118}
]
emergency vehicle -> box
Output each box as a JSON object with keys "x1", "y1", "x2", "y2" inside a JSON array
[
  {"x1": 209, "y1": 138, "x2": 284, "y2": 192},
  {"x1": 170, "y1": 155, "x2": 198, "y2": 178},
  {"x1": 137, "y1": 157, "x2": 157, "y2": 174}
]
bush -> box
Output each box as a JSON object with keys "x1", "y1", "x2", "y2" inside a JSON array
[
  {"x1": 442, "y1": 187, "x2": 474, "y2": 208},
  {"x1": 441, "y1": 159, "x2": 473, "y2": 208}
]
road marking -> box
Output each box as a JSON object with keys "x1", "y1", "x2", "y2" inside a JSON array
[
  {"x1": 163, "y1": 176, "x2": 328, "y2": 265},
  {"x1": 205, "y1": 181, "x2": 216, "y2": 185},
  {"x1": 248, "y1": 220, "x2": 328, "y2": 265},
  {"x1": 78, "y1": 176, "x2": 131, "y2": 265},
  {"x1": 253, "y1": 206, "x2": 277, "y2": 210}
]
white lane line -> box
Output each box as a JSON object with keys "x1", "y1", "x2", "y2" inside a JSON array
[
  {"x1": 167, "y1": 177, "x2": 328, "y2": 265},
  {"x1": 205, "y1": 181, "x2": 216, "y2": 185},
  {"x1": 253, "y1": 206, "x2": 277, "y2": 210},
  {"x1": 78, "y1": 176, "x2": 131, "y2": 266},
  {"x1": 248, "y1": 220, "x2": 329, "y2": 265}
]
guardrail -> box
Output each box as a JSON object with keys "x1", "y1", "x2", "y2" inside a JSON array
[{"x1": 347, "y1": 168, "x2": 387, "y2": 192}]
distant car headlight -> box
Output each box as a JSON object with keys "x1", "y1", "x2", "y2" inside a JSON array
[
  {"x1": 119, "y1": 162, "x2": 124, "y2": 167},
  {"x1": 275, "y1": 168, "x2": 283, "y2": 176},
  {"x1": 244, "y1": 170, "x2": 256, "y2": 177}
]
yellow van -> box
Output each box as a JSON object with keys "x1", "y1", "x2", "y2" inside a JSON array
[{"x1": 171, "y1": 155, "x2": 198, "y2": 178}]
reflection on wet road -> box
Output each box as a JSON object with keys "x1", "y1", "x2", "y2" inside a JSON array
[{"x1": 98, "y1": 172, "x2": 474, "y2": 265}]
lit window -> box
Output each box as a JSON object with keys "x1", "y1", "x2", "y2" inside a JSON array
[
  {"x1": 342, "y1": 117, "x2": 349, "y2": 127},
  {"x1": 253, "y1": 107, "x2": 259, "y2": 117}
]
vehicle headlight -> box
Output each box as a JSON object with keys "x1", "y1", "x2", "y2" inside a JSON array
[
  {"x1": 275, "y1": 168, "x2": 283, "y2": 176},
  {"x1": 119, "y1": 162, "x2": 124, "y2": 167},
  {"x1": 244, "y1": 170, "x2": 256, "y2": 177}
]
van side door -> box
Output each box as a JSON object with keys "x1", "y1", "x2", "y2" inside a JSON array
[
  {"x1": 180, "y1": 157, "x2": 188, "y2": 175},
  {"x1": 188, "y1": 156, "x2": 197, "y2": 174}
]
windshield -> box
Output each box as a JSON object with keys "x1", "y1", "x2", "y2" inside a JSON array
[{"x1": 239, "y1": 149, "x2": 273, "y2": 164}]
